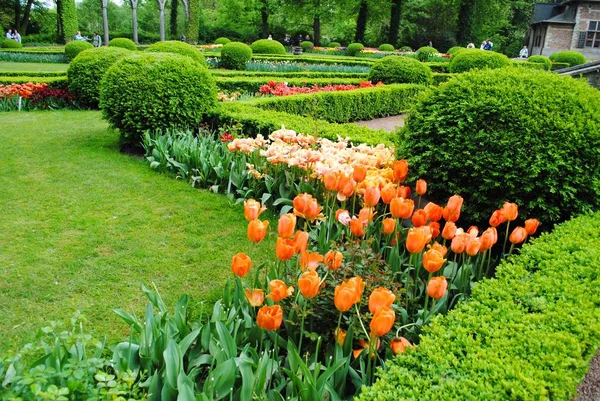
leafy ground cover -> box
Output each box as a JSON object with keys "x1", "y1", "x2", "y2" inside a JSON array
[
  {"x1": 0, "y1": 61, "x2": 68, "y2": 72},
  {"x1": 0, "y1": 111, "x2": 272, "y2": 353}
]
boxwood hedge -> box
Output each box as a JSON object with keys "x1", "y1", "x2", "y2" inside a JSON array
[
  {"x1": 368, "y1": 56, "x2": 433, "y2": 85},
  {"x1": 214, "y1": 77, "x2": 363, "y2": 93},
  {"x1": 64, "y1": 40, "x2": 93, "y2": 61},
  {"x1": 251, "y1": 39, "x2": 287, "y2": 55},
  {"x1": 147, "y1": 40, "x2": 206, "y2": 65},
  {"x1": 1, "y1": 39, "x2": 22, "y2": 49},
  {"x1": 347, "y1": 43, "x2": 365, "y2": 56},
  {"x1": 108, "y1": 38, "x2": 137, "y2": 51},
  {"x1": 549, "y1": 50, "x2": 586, "y2": 67},
  {"x1": 220, "y1": 41, "x2": 252, "y2": 70},
  {"x1": 358, "y1": 211, "x2": 600, "y2": 401},
  {"x1": 378, "y1": 44, "x2": 395, "y2": 52},
  {"x1": 527, "y1": 55, "x2": 552, "y2": 71},
  {"x1": 449, "y1": 49, "x2": 510, "y2": 73}
]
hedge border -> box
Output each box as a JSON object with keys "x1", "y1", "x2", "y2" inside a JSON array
[
  {"x1": 210, "y1": 70, "x2": 368, "y2": 79},
  {"x1": 215, "y1": 77, "x2": 364, "y2": 93},
  {"x1": 0, "y1": 76, "x2": 68, "y2": 89},
  {"x1": 358, "y1": 212, "x2": 600, "y2": 400},
  {"x1": 0, "y1": 71, "x2": 67, "y2": 77}
]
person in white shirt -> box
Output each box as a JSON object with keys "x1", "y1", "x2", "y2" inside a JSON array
[
  {"x1": 519, "y1": 46, "x2": 529, "y2": 59},
  {"x1": 5, "y1": 29, "x2": 12, "y2": 39},
  {"x1": 13, "y1": 29, "x2": 21, "y2": 43}
]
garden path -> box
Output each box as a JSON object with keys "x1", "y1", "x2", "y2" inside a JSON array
[
  {"x1": 354, "y1": 114, "x2": 406, "y2": 132},
  {"x1": 574, "y1": 350, "x2": 600, "y2": 401}
]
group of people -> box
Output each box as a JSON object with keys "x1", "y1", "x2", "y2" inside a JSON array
[
  {"x1": 282, "y1": 34, "x2": 311, "y2": 47},
  {"x1": 4, "y1": 28, "x2": 21, "y2": 43},
  {"x1": 73, "y1": 30, "x2": 102, "y2": 47}
]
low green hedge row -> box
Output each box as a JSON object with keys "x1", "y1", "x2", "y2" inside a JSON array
[
  {"x1": 551, "y1": 61, "x2": 570, "y2": 70},
  {"x1": 424, "y1": 61, "x2": 449, "y2": 73},
  {"x1": 0, "y1": 76, "x2": 68, "y2": 88},
  {"x1": 0, "y1": 71, "x2": 66, "y2": 77},
  {"x1": 432, "y1": 72, "x2": 455, "y2": 85},
  {"x1": 511, "y1": 61, "x2": 548, "y2": 70},
  {"x1": 250, "y1": 54, "x2": 375, "y2": 66},
  {"x1": 210, "y1": 70, "x2": 368, "y2": 79},
  {"x1": 214, "y1": 77, "x2": 363, "y2": 93},
  {"x1": 249, "y1": 84, "x2": 426, "y2": 123},
  {"x1": 0, "y1": 48, "x2": 64, "y2": 54},
  {"x1": 358, "y1": 211, "x2": 600, "y2": 401}
]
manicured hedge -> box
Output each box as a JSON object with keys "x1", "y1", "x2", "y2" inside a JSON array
[
  {"x1": 0, "y1": 71, "x2": 66, "y2": 77},
  {"x1": 214, "y1": 37, "x2": 231, "y2": 45},
  {"x1": 549, "y1": 50, "x2": 586, "y2": 67},
  {"x1": 511, "y1": 60, "x2": 547, "y2": 70},
  {"x1": 416, "y1": 46, "x2": 438, "y2": 62},
  {"x1": 527, "y1": 55, "x2": 552, "y2": 71},
  {"x1": 251, "y1": 54, "x2": 374, "y2": 66},
  {"x1": 251, "y1": 39, "x2": 287, "y2": 55},
  {"x1": 300, "y1": 41, "x2": 314, "y2": 51},
  {"x1": 449, "y1": 49, "x2": 510, "y2": 73},
  {"x1": 147, "y1": 40, "x2": 206, "y2": 65},
  {"x1": 358, "y1": 211, "x2": 600, "y2": 401},
  {"x1": 378, "y1": 44, "x2": 395, "y2": 52},
  {"x1": 210, "y1": 70, "x2": 368, "y2": 79},
  {"x1": 220, "y1": 41, "x2": 252, "y2": 70},
  {"x1": 424, "y1": 62, "x2": 448, "y2": 73},
  {"x1": 250, "y1": 84, "x2": 427, "y2": 123},
  {"x1": 550, "y1": 61, "x2": 570, "y2": 71},
  {"x1": 214, "y1": 77, "x2": 363, "y2": 93},
  {"x1": 432, "y1": 72, "x2": 455, "y2": 85},
  {"x1": 64, "y1": 40, "x2": 93, "y2": 61},
  {"x1": 368, "y1": 56, "x2": 433, "y2": 85},
  {"x1": 108, "y1": 38, "x2": 137, "y2": 51},
  {"x1": 347, "y1": 43, "x2": 365, "y2": 56},
  {"x1": 0, "y1": 48, "x2": 64, "y2": 54},
  {"x1": 1, "y1": 39, "x2": 23, "y2": 49}
]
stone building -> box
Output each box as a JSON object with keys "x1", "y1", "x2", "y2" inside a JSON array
[{"x1": 529, "y1": 0, "x2": 600, "y2": 59}]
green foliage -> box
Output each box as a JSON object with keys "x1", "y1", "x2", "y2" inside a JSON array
[
  {"x1": 512, "y1": 61, "x2": 547, "y2": 71},
  {"x1": 251, "y1": 39, "x2": 287, "y2": 55},
  {"x1": 446, "y1": 46, "x2": 464, "y2": 55},
  {"x1": 550, "y1": 61, "x2": 570, "y2": 71},
  {"x1": 1, "y1": 40, "x2": 23, "y2": 49},
  {"x1": 448, "y1": 49, "x2": 510, "y2": 73},
  {"x1": 0, "y1": 71, "x2": 66, "y2": 77},
  {"x1": 549, "y1": 50, "x2": 586, "y2": 67},
  {"x1": 108, "y1": 37, "x2": 137, "y2": 51},
  {"x1": 416, "y1": 46, "x2": 438, "y2": 62},
  {"x1": 59, "y1": 0, "x2": 78, "y2": 44},
  {"x1": 359, "y1": 211, "x2": 600, "y2": 401},
  {"x1": 186, "y1": 0, "x2": 200, "y2": 43},
  {"x1": 300, "y1": 41, "x2": 314, "y2": 51},
  {"x1": 68, "y1": 46, "x2": 131, "y2": 108},
  {"x1": 220, "y1": 41, "x2": 252, "y2": 70},
  {"x1": 527, "y1": 55, "x2": 552, "y2": 71},
  {"x1": 100, "y1": 53, "x2": 218, "y2": 147},
  {"x1": 368, "y1": 56, "x2": 433, "y2": 85},
  {"x1": 251, "y1": 84, "x2": 426, "y2": 123},
  {"x1": 400, "y1": 68, "x2": 600, "y2": 226},
  {"x1": 211, "y1": 70, "x2": 368, "y2": 78},
  {"x1": 329, "y1": 42, "x2": 341, "y2": 47},
  {"x1": 378, "y1": 44, "x2": 395, "y2": 52},
  {"x1": 424, "y1": 61, "x2": 449, "y2": 73},
  {"x1": 64, "y1": 40, "x2": 93, "y2": 61},
  {"x1": 215, "y1": 77, "x2": 363, "y2": 93},
  {"x1": 347, "y1": 43, "x2": 365, "y2": 56},
  {"x1": 432, "y1": 72, "x2": 455, "y2": 85},
  {"x1": 147, "y1": 40, "x2": 206, "y2": 66},
  {"x1": 214, "y1": 37, "x2": 231, "y2": 45}
]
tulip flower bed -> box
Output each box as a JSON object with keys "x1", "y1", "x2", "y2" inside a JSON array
[
  {"x1": 0, "y1": 82, "x2": 75, "y2": 111},
  {"x1": 258, "y1": 80, "x2": 382, "y2": 96}
]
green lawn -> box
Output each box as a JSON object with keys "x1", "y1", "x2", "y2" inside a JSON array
[
  {"x1": 0, "y1": 61, "x2": 68, "y2": 72},
  {"x1": 0, "y1": 111, "x2": 272, "y2": 353}
]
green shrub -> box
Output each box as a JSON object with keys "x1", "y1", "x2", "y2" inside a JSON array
[
  {"x1": 446, "y1": 46, "x2": 464, "y2": 55},
  {"x1": 400, "y1": 46, "x2": 412, "y2": 52},
  {"x1": 368, "y1": 56, "x2": 433, "y2": 85},
  {"x1": 359, "y1": 211, "x2": 600, "y2": 401},
  {"x1": 68, "y1": 46, "x2": 131, "y2": 108},
  {"x1": 64, "y1": 40, "x2": 93, "y2": 61},
  {"x1": 512, "y1": 61, "x2": 547, "y2": 70},
  {"x1": 329, "y1": 42, "x2": 341, "y2": 48},
  {"x1": 147, "y1": 40, "x2": 206, "y2": 65},
  {"x1": 527, "y1": 55, "x2": 552, "y2": 71},
  {"x1": 416, "y1": 46, "x2": 438, "y2": 62},
  {"x1": 424, "y1": 61, "x2": 448, "y2": 73},
  {"x1": 378, "y1": 44, "x2": 395, "y2": 52},
  {"x1": 432, "y1": 72, "x2": 455, "y2": 85},
  {"x1": 215, "y1": 77, "x2": 363, "y2": 93},
  {"x1": 400, "y1": 67, "x2": 600, "y2": 226},
  {"x1": 1, "y1": 39, "x2": 22, "y2": 49},
  {"x1": 300, "y1": 41, "x2": 314, "y2": 51},
  {"x1": 108, "y1": 38, "x2": 137, "y2": 51},
  {"x1": 220, "y1": 41, "x2": 252, "y2": 70},
  {"x1": 550, "y1": 61, "x2": 570, "y2": 71},
  {"x1": 100, "y1": 53, "x2": 218, "y2": 148},
  {"x1": 58, "y1": 0, "x2": 78, "y2": 43},
  {"x1": 214, "y1": 37, "x2": 231, "y2": 45},
  {"x1": 549, "y1": 50, "x2": 586, "y2": 67},
  {"x1": 251, "y1": 39, "x2": 286, "y2": 55},
  {"x1": 347, "y1": 43, "x2": 365, "y2": 56},
  {"x1": 448, "y1": 49, "x2": 510, "y2": 73}
]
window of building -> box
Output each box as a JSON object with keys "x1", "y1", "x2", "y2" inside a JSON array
[{"x1": 586, "y1": 20, "x2": 600, "y2": 48}]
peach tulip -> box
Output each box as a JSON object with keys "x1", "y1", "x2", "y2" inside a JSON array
[
  {"x1": 300, "y1": 251, "x2": 324, "y2": 271},
  {"x1": 245, "y1": 289, "x2": 264, "y2": 307},
  {"x1": 244, "y1": 199, "x2": 266, "y2": 221},
  {"x1": 501, "y1": 202, "x2": 519, "y2": 221},
  {"x1": 267, "y1": 280, "x2": 294, "y2": 302},
  {"x1": 293, "y1": 230, "x2": 309, "y2": 253},
  {"x1": 298, "y1": 270, "x2": 321, "y2": 298},
  {"x1": 277, "y1": 213, "x2": 296, "y2": 239},
  {"x1": 324, "y1": 250, "x2": 343, "y2": 270},
  {"x1": 381, "y1": 185, "x2": 396, "y2": 204},
  {"x1": 231, "y1": 252, "x2": 251, "y2": 277},
  {"x1": 276, "y1": 237, "x2": 296, "y2": 261},
  {"x1": 391, "y1": 337, "x2": 413, "y2": 355},
  {"x1": 248, "y1": 220, "x2": 269, "y2": 243},
  {"x1": 525, "y1": 218, "x2": 539, "y2": 235},
  {"x1": 442, "y1": 221, "x2": 457, "y2": 240},
  {"x1": 406, "y1": 227, "x2": 430, "y2": 254},
  {"x1": 390, "y1": 197, "x2": 415, "y2": 219},
  {"x1": 509, "y1": 226, "x2": 528, "y2": 244},
  {"x1": 411, "y1": 209, "x2": 428, "y2": 227},
  {"x1": 393, "y1": 160, "x2": 408, "y2": 183},
  {"x1": 350, "y1": 217, "x2": 365, "y2": 237},
  {"x1": 427, "y1": 276, "x2": 447, "y2": 299},
  {"x1": 424, "y1": 202, "x2": 443, "y2": 222},
  {"x1": 442, "y1": 195, "x2": 463, "y2": 223},
  {"x1": 370, "y1": 307, "x2": 395, "y2": 337},
  {"x1": 364, "y1": 186, "x2": 381, "y2": 207},
  {"x1": 415, "y1": 179, "x2": 427, "y2": 196},
  {"x1": 489, "y1": 209, "x2": 507, "y2": 227},
  {"x1": 368, "y1": 287, "x2": 396, "y2": 314},
  {"x1": 422, "y1": 249, "x2": 446, "y2": 273},
  {"x1": 382, "y1": 218, "x2": 396, "y2": 235}
]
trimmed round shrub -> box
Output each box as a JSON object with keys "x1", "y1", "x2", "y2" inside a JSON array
[
  {"x1": 400, "y1": 46, "x2": 413, "y2": 52},
  {"x1": 379, "y1": 44, "x2": 395, "y2": 52},
  {"x1": 549, "y1": 50, "x2": 586, "y2": 67},
  {"x1": 416, "y1": 46, "x2": 438, "y2": 62},
  {"x1": 220, "y1": 41, "x2": 252, "y2": 70},
  {"x1": 99, "y1": 53, "x2": 218, "y2": 147},
  {"x1": 347, "y1": 43, "x2": 364, "y2": 56},
  {"x1": 108, "y1": 38, "x2": 137, "y2": 51},
  {"x1": 447, "y1": 46, "x2": 465, "y2": 55},
  {"x1": 527, "y1": 55, "x2": 552, "y2": 71},
  {"x1": 449, "y1": 49, "x2": 510, "y2": 73},
  {"x1": 147, "y1": 40, "x2": 206, "y2": 66},
  {"x1": 68, "y1": 46, "x2": 131, "y2": 108},
  {"x1": 1, "y1": 39, "x2": 22, "y2": 49},
  {"x1": 65, "y1": 40, "x2": 93, "y2": 61},
  {"x1": 251, "y1": 39, "x2": 286, "y2": 55},
  {"x1": 214, "y1": 37, "x2": 230, "y2": 45},
  {"x1": 329, "y1": 42, "x2": 341, "y2": 48},
  {"x1": 368, "y1": 56, "x2": 433, "y2": 85},
  {"x1": 400, "y1": 68, "x2": 600, "y2": 226},
  {"x1": 300, "y1": 41, "x2": 314, "y2": 51}
]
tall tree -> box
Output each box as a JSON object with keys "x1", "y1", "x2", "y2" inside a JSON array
[
  {"x1": 101, "y1": 0, "x2": 109, "y2": 45},
  {"x1": 19, "y1": 0, "x2": 34, "y2": 33},
  {"x1": 129, "y1": 0, "x2": 138, "y2": 44},
  {"x1": 355, "y1": 0, "x2": 368, "y2": 43},
  {"x1": 170, "y1": 0, "x2": 177, "y2": 36},
  {"x1": 388, "y1": 0, "x2": 402, "y2": 45},
  {"x1": 56, "y1": 0, "x2": 77, "y2": 43},
  {"x1": 456, "y1": 0, "x2": 474, "y2": 45},
  {"x1": 185, "y1": 0, "x2": 199, "y2": 42},
  {"x1": 259, "y1": 0, "x2": 268, "y2": 38},
  {"x1": 157, "y1": 0, "x2": 166, "y2": 40}
]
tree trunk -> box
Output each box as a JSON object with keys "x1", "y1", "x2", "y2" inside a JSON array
[
  {"x1": 456, "y1": 0, "x2": 474, "y2": 46},
  {"x1": 354, "y1": 0, "x2": 368, "y2": 43},
  {"x1": 158, "y1": 0, "x2": 166, "y2": 41},
  {"x1": 130, "y1": 0, "x2": 139, "y2": 44},
  {"x1": 14, "y1": 0, "x2": 21, "y2": 31},
  {"x1": 170, "y1": 0, "x2": 178, "y2": 37},
  {"x1": 102, "y1": 0, "x2": 109, "y2": 46},
  {"x1": 56, "y1": 0, "x2": 64, "y2": 43},
  {"x1": 260, "y1": 0, "x2": 269, "y2": 38},
  {"x1": 313, "y1": 14, "x2": 320, "y2": 46},
  {"x1": 20, "y1": 0, "x2": 35, "y2": 33},
  {"x1": 388, "y1": 0, "x2": 402, "y2": 46}
]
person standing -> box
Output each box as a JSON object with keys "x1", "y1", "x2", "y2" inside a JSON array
[
  {"x1": 13, "y1": 29, "x2": 21, "y2": 43},
  {"x1": 267, "y1": 34, "x2": 273, "y2": 40},
  {"x1": 5, "y1": 29, "x2": 12, "y2": 39},
  {"x1": 305, "y1": 34, "x2": 311, "y2": 42},
  {"x1": 483, "y1": 40, "x2": 493, "y2": 51},
  {"x1": 74, "y1": 31, "x2": 87, "y2": 41},
  {"x1": 92, "y1": 31, "x2": 102, "y2": 47},
  {"x1": 519, "y1": 45, "x2": 528, "y2": 59}
]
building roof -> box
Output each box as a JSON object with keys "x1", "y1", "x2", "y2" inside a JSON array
[{"x1": 532, "y1": 2, "x2": 576, "y2": 25}]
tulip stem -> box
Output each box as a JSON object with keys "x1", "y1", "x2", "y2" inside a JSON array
[
  {"x1": 336, "y1": 311, "x2": 343, "y2": 338},
  {"x1": 355, "y1": 303, "x2": 370, "y2": 339},
  {"x1": 405, "y1": 253, "x2": 414, "y2": 312},
  {"x1": 395, "y1": 322, "x2": 420, "y2": 338},
  {"x1": 502, "y1": 221, "x2": 511, "y2": 256},
  {"x1": 508, "y1": 243, "x2": 515, "y2": 256},
  {"x1": 298, "y1": 299, "x2": 308, "y2": 353},
  {"x1": 423, "y1": 272, "x2": 433, "y2": 322}
]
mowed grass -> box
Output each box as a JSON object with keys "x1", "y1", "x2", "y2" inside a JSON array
[
  {"x1": 0, "y1": 111, "x2": 273, "y2": 353},
  {"x1": 0, "y1": 61, "x2": 68, "y2": 73}
]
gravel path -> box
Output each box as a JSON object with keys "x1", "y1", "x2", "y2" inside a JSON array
[
  {"x1": 573, "y1": 350, "x2": 600, "y2": 401},
  {"x1": 355, "y1": 114, "x2": 407, "y2": 132}
]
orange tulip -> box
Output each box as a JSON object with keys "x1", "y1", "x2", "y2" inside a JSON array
[
  {"x1": 347, "y1": 277, "x2": 364, "y2": 304},
  {"x1": 382, "y1": 218, "x2": 396, "y2": 235},
  {"x1": 415, "y1": 179, "x2": 427, "y2": 196},
  {"x1": 338, "y1": 177, "x2": 356, "y2": 200},
  {"x1": 231, "y1": 252, "x2": 251, "y2": 277},
  {"x1": 381, "y1": 185, "x2": 396, "y2": 204},
  {"x1": 450, "y1": 232, "x2": 469, "y2": 254},
  {"x1": 363, "y1": 186, "x2": 381, "y2": 207},
  {"x1": 480, "y1": 227, "x2": 497, "y2": 251},
  {"x1": 293, "y1": 230, "x2": 309, "y2": 253},
  {"x1": 267, "y1": 280, "x2": 294, "y2": 302},
  {"x1": 256, "y1": 305, "x2": 283, "y2": 331},
  {"x1": 359, "y1": 207, "x2": 376, "y2": 224},
  {"x1": 406, "y1": 227, "x2": 430, "y2": 254},
  {"x1": 293, "y1": 193, "x2": 322, "y2": 221},
  {"x1": 248, "y1": 219, "x2": 269, "y2": 243},
  {"x1": 323, "y1": 172, "x2": 338, "y2": 191},
  {"x1": 391, "y1": 337, "x2": 413, "y2": 355},
  {"x1": 393, "y1": 160, "x2": 408, "y2": 183},
  {"x1": 276, "y1": 237, "x2": 296, "y2": 261},
  {"x1": 300, "y1": 251, "x2": 324, "y2": 271},
  {"x1": 334, "y1": 282, "x2": 357, "y2": 312},
  {"x1": 525, "y1": 218, "x2": 539, "y2": 235},
  {"x1": 368, "y1": 287, "x2": 396, "y2": 314},
  {"x1": 354, "y1": 339, "x2": 381, "y2": 359},
  {"x1": 353, "y1": 165, "x2": 367, "y2": 183},
  {"x1": 245, "y1": 289, "x2": 264, "y2": 307},
  {"x1": 428, "y1": 241, "x2": 448, "y2": 256},
  {"x1": 424, "y1": 202, "x2": 443, "y2": 222},
  {"x1": 442, "y1": 195, "x2": 463, "y2": 223},
  {"x1": 298, "y1": 270, "x2": 321, "y2": 298},
  {"x1": 429, "y1": 221, "x2": 441, "y2": 238},
  {"x1": 489, "y1": 209, "x2": 507, "y2": 227},
  {"x1": 427, "y1": 276, "x2": 447, "y2": 299},
  {"x1": 349, "y1": 217, "x2": 365, "y2": 237},
  {"x1": 465, "y1": 238, "x2": 481, "y2": 256},
  {"x1": 278, "y1": 213, "x2": 296, "y2": 239},
  {"x1": 397, "y1": 185, "x2": 412, "y2": 199},
  {"x1": 324, "y1": 250, "x2": 343, "y2": 270},
  {"x1": 244, "y1": 199, "x2": 266, "y2": 221},
  {"x1": 422, "y1": 249, "x2": 446, "y2": 273},
  {"x1": 390, "y1": 197, "x2": 415, "y2": 219},
  {"x1": 335, "y1": 328, "x2": 347, "y2": 346},
  {"x1": 370, "y1": 307, "x2": 395, "y2": 337},
  {"x1": 411, "y1": 209, "x2": 427, "y2": 227},
  {"x1": 442, "y1": 221, "x2": 457, "y2": 240},
  {"x1": 509, "y1": 226, "x2": 528, "y2": 244},
  {"x1": 501, "y1": 202, "x2": 519, "y2": 221}
]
